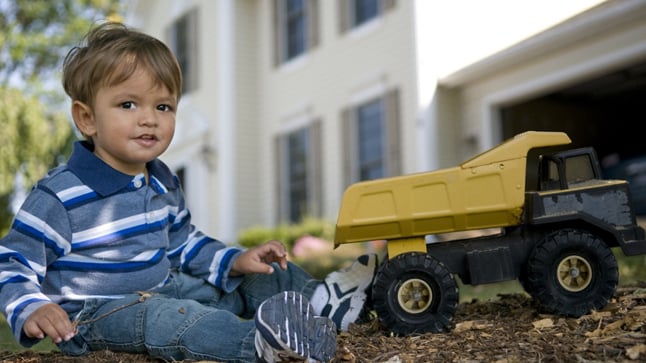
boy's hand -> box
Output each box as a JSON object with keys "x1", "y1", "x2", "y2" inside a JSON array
[
  {"x1": 231, "y1": 240, "x2": 288, "y2": 275},
  {"x1": 23, "y1": 303, "x2": 76, "y2": 344}
]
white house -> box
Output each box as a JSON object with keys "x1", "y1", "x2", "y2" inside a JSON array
[{"x1": 125, "y1": 0, "x2": 646, "y2": 243}]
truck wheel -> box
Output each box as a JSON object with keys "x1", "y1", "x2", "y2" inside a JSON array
[
  {"x1": 372, "y1": 252, "x2": 459, "y2": 335},
  {"x1": 525, "y1": 229, "x2": 618, "y2": 317}
]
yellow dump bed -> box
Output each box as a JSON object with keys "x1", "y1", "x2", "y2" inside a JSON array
[{"x1": 334, "y1": 131, "x2": 572, "y2": 246}]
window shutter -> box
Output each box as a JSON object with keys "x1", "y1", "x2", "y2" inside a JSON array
[
  {"x1": 274, "y1": 135, "x2": 286, "y2": 224},
  {"x1": 188, "y1": 9, "x2": 199, "y2": 91},
  {"x1": 385, "y1": 88, "x2": 401, "y2": 176},
  {"x1": 380, "y1": 0, "x2": 396, "y2": 13},
  {"x1": 338, "y1": 0, "x2": 349, "y2": 34},
  {"x1": 308, "y1": 120, "x2": 323, "y2": 217},
  {"x1": 272, "y1": 0, "x2": 282, "y2": 66},
  {"x1": 308, "y1": 0, "x2": 320, "y2": 49},
  {"x1": 341, "y1": 107, "x2": 354, "y2": 188}
]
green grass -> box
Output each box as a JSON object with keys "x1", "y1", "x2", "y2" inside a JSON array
[
  {"x1": 458, "y1": 249, "x2": 645, "y2": 303},
  {"x1": 615, "y1": 249, "x2": 646, "y2": 284},
  {"x1": 0, "y1": 320, "x2": 57, "y2": 352},
  {"x1": 458, "y1": 280, "x2": 525, "y2": 303}
]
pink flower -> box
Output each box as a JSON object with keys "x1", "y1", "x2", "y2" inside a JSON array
[{"x1": 292, "y1": 235, "x2": 331, "y2": 257}]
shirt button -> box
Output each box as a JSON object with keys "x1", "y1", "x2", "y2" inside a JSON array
[{"x1": 133, "y1": 180, "x2": 143, "y2": 188}]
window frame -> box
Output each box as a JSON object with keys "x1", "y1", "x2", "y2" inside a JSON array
[
  {"x1": 273, "y1": 0, "x2": 319, "y2": 66},
  {"x1": 352, "y1": 0, "x2": 379, "y2": 28},
  {"x1": 338, "y1": 0, "x2": 396, "y2": 34},
  {"x1": 342, "y1": 89, "x2": 401, "y2": 187},
  {"x1": 168, "y1": 8, "x2": 199, "y2": 94},
  {"x1": 356, "y1": 97, "x2": 386, "y2": 181},
  {"x1": 275, "y1": 121, "x2": 322, "y2": 223}
]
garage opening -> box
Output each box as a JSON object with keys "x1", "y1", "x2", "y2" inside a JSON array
[{"x1": 499, "y1": 60, "x2": 646, "y2": 214}]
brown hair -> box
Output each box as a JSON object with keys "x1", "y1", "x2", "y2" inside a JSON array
[{"x1": 63, "y1": 22, "x2": 182, "y2": 107}]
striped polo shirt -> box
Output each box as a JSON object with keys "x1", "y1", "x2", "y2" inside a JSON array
[{"x1": 0, "y1": 141, "x2": 243, "y2": 345}]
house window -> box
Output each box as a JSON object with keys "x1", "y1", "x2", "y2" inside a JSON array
[
  {"x1": 273, "y1": 0, "x2": 319, "y2": 65},
  {"x1": 353, "y1": 0, "x2": 379, "y2": 27},
  {"x1": 286, "y1": 0, "x2": 306, "y2": 60},
  {"x1": 342, "y1": 89, "x2": 401, "y2": 186},
  {"x1": 287, "y1": 128, "x2": 309, "y2": 221},
  {"x1": 357, "y1": 99, "x2": 385, "y2": 180},
  {"x1": 275, "y1": 122, "x2": 322, "y2": 223},
  {"x1": 338, "y1": 0, "x2": 396, "y2": 33},
  {"x1": 168, "y1": 9, "x2": 198, "y2": 94}
]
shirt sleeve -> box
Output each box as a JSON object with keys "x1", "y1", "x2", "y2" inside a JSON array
[
  {"x1": 0, "y1": 186, "x2": 71, "y2": 346},
  {"x1": 166, "y1": 188, "x2": 244, "y2": 293}
]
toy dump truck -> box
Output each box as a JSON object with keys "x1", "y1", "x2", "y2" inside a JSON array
[{"x1": 334, "y1": 131, "x2": 646, "y2": 335}]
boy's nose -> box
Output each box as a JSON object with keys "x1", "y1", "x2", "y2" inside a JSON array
[{"x1": 139, "y1": 110, "x2": 158, "y2": 126}]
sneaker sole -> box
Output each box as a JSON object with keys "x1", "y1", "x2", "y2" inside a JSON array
[{"x1": 255, "y1": 291, "x2": 337, "y2": 362}]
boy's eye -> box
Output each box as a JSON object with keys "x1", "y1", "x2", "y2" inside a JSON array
[
  {"x1": 120, "y1": 101, "x2": 135, "y2": 109},
  {"x1": 157, "y1": 104, "x2": 173, "y2": 112}
]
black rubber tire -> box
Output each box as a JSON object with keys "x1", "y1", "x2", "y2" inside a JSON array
[
  {"x1": 525, "y1": 229, "x2": 618, "y2": 317},
  {"x1": 372, "y1": 252, "x2": 459, "y2": 335}
]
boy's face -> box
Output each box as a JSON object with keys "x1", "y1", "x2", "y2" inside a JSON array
[{"x1": 73, "y1": 69, "x2": 177, "y2": 176}]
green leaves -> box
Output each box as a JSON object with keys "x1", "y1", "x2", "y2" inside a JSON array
[
  {"x1": 1, "y1": 0, "x2": 123, "y2": 86},
  {"x1": 0, "y1": 0, "x2": 122, "y2": 234},
  {"x1": 0, "y1": 88, "x2": 73, "y2": 192}
]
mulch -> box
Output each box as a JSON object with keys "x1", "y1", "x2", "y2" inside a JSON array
[{"x1": 1, "y1": 285, "x2": 644, "y2": 363}]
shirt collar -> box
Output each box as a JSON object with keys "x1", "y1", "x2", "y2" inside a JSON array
[{"x1": 66, "y1": 141, "x2": 179, "y2": 196}]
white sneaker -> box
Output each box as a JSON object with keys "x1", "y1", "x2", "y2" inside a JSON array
[
  {"x1": 255, "y1": 291, "x2": 337, "y2": 363},
  {"x1": 318, "y1": 254, "x2": 378, "y2": 331}
]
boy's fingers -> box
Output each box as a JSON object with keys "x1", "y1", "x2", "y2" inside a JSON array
[
  {"x1": 265, "y1": 240, "x2": 286, "y2": 256},
  {"x1": 24, "y1": 304, "x2": 75, "y2": 343},
  {"x1": 23, "y1": 321, "x2": 45, "y2": 339},
  {"x1": 264, "y1": 240, "x2": 288, "y2": 270},
  {"x1": 26, "y1": 320, "x2": 64, "y2": 343}
]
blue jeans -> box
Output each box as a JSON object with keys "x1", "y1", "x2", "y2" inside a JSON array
[{"x1": 57, "y1": 263, "x2": 319, "y2": 362}]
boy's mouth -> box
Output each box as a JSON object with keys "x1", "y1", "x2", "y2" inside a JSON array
[{"x1": 135, "y1": 134, "x2": 159, "y2": 146}]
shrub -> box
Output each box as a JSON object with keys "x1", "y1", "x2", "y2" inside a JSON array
[{"x1": 237, "y1": 217, "x2": 335, "y2": 251}]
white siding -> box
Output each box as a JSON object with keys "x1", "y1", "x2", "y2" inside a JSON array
[{"x1": 125, "y1": 0, "x2": 639, "y2": 244}]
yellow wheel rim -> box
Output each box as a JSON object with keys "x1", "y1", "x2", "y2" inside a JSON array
[
  {"x1": 557, "y1": 255, "x2": 592, "y2": 292},
  {"x1": 397, "y1": 278, "x2": 432, "y2": 314}
]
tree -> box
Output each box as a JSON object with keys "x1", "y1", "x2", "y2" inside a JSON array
[
  {"x1": 0, "y1": 0, "x2": 123, "y2": 88},
  {"x1": 0, "y1": 88, "x2": 76, "y2": 233},
  {"x1": 0, "y1": 0, "x2": 123, "y2": 234}
]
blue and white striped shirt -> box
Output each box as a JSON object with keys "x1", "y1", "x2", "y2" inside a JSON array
[{"x1": 0, "y1": 141, "x2": 243, "y2": 345}]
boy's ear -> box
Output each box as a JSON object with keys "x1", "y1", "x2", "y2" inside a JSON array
[{"x1": 71, "y1": 101, "x2": 96, "y2": 138}]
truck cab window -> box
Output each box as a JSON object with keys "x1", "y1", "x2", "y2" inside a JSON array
[{"x1": 566, "y1": 154, "x2": 595, "y2": 185}]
